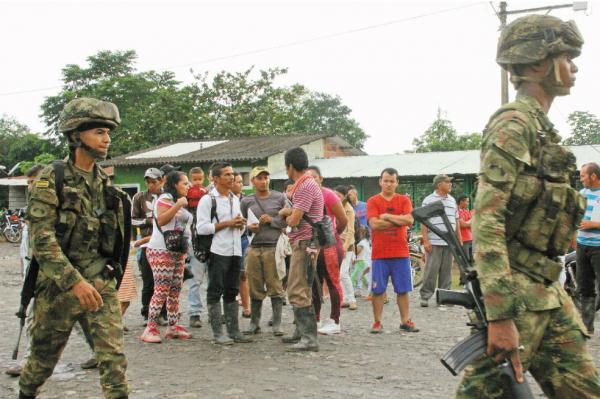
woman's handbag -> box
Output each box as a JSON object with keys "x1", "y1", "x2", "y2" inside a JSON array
[{"x1": 154, "y1": 213, "x2": 188, "y2": 253}]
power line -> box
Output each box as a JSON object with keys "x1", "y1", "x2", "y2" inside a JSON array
[{"x1": 0, "y1": 2, "x2": 485, "y2": 97}]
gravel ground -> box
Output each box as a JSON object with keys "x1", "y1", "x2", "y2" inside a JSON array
[{"x1": 0, "y1": 241, "x2": 599, "y2": 398}]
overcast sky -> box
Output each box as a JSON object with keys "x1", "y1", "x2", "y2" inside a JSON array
[{"x1": 1, "y1": 0, "x2": 598, "y2": 155}]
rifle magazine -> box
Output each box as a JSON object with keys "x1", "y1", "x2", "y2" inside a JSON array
[{"x1": 441, "y1": 329, "x2": 487, "y2": 376}]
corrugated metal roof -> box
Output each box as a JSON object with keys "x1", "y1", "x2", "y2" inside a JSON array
[
  {"x1": 0, "y1": 177, "x2": 27, "y2": 186},
  {"x1": 103, "y1": 133, "x2": 357, "y2": 167},
  {"x1": 270, "y1": 145, "x2": 600, "y2": 179},
  {"x1": 126, "y1": 140, "x2": 228, "y2": 159}
]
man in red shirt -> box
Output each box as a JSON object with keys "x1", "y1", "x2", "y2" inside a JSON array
[{"x1": 367, "y1": 168, "x2": 418, "y2": 333}]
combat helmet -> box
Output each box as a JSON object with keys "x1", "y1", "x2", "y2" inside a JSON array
[
  {"x1": 59, "y1": 97, "x2": 120, "y2": 160},
  {"x1": 58, "y1": 97, "x2": 120, "y2": 133},
  {"x1": 496, "y1": 15, "x2": 583, "y2": 94},
  {"x1": 496, "y1": 15, "x2": 583, "y2": 68}
]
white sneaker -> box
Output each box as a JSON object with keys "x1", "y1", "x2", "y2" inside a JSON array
[{"x1": 318, "y1": 319, "x2": 341, "y2": 335}]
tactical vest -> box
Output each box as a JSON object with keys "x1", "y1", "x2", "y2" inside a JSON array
[
  {"x1": 53, "y1": 161, "x2": 130, "y2": 282},
  {"x1": 488, "y1": 101, "x2": 585, "y2": 284}
]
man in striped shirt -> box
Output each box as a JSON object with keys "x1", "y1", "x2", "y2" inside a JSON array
[
  {"x1": 419, "y1": 174, "x2": 461, "y2": 308},
  {"x1": 577, "y1": 162, "x2": 600, "y2": 334},
  {"x1": 279, "y1": 147, "x2": 324, "y2": 352}
]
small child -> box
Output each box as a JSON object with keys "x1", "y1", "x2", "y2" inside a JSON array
[
  {"x1": 187, "y1": 167, "x2": 207, "y2": 214},
  {"x1": 351, "y1": 226, "x2": 372, "y2": 297}
]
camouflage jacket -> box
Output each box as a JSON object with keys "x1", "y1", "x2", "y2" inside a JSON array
[
  {"x1": 27, "y1": 159, "x2": 126, "y2": 291},
  {"x1": 473, "y1": 94, "x2": 582, "y2": 321}
]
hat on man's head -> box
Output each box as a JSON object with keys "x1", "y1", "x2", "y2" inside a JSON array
[
  {"x1": 251, "y1": 166, "x2": 270, "y2": 179},
  {"x1": 433, "y1": 174, "x2": 453, "y2": 188},
  {"x1": 160, "y1": 164, "x2": 182, "y2": 175},
  {"x1": 144, "y1": 168, "x2": 163, "y2": 180}
]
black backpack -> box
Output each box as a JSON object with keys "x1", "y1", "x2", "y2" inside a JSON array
[{"x1": 191, "y1": 195, "x2": 218, "y2": 262}]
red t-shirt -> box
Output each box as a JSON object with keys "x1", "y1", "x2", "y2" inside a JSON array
[
  {"x1": 367, "y1": 193, "x2": 413, "y2": 259},
  {"x1": 458, "y1": 208, "x2": 473, "y2": 242}
]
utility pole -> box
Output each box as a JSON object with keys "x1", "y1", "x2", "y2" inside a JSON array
[
  {"x1": 499, "y1": 2, "x2": 508, "y2": 105},
  {"x1": 495, "y1": 2, "x2": 587, "y2": 105}
]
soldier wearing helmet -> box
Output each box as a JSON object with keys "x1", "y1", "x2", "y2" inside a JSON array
[
  {"x1": 19, "y1": 98, "x2": 131, "y2": 399},
  {"x1": 457, "y1": 15, "x2": 600, "y2": 398}
]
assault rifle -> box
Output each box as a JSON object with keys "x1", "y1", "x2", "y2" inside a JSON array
[
  {"x1": 412, "y1": 201, "x2": 533, "y2": 398},
  {"x1": 13, "y1": 257, "x2": 39, "y2": 360}
]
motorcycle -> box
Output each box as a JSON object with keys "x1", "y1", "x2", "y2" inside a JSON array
[
  {"x1": 0, "y1": 208, "x2": 24, "y2": 243},
  {"x1": 408, "y1": 230, "x2": 425, "y2": 287}
]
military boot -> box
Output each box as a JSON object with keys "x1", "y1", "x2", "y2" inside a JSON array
[
  {"x1": 243, "y1": 299, "x2": 263, "y2": 335},
  {"x1": 208, "y1": 303, "x2": 233, "y2": 345},
  {"x1": 19, "y1": 392, "x2": 35, "y2": 399},
  {"x1": 286, "y1": 306, "x2": 319, "y2": 352},
  {"x1": 224, "y1": 302, "x2": 253, "y2": 343},
  {"x1": 581, "y1": 296, "x2": 596, "y2": 334},
  {"x1": 281, "y1": 307, "x2": 301, "y2": 344},
  {"x1": 271, "y1": 296, "x2": 284, "y2": 336}
]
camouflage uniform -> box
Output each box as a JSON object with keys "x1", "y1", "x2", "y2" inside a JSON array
[
  {"x1": 457, "y1": 16, "x2": 600, "y2": 398},
  {"x1": 19, "y1": 98, "x2": 130, "y2": 399}
]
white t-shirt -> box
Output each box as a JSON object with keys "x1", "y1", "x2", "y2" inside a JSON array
[
  {"x1": 356, "y1": 238, "x2": 372, "y2": 263},
  {"x1": 147, "y1": 194, "x2": 193, "y2": 250}
]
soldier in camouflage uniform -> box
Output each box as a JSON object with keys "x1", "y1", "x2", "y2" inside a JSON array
[
  {"x1": 19, "y1": 98, "x2": 130, "y2": 399},
  {"x1": 456, "y1": 15, "x2": 600, "y2": 398}
]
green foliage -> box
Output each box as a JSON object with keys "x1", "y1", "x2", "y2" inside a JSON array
[
  {"x1": 412, "y1": 109, "x2": 481, "y2": 152},
  {"x1": 0, "y1": 115, "x2": 62, "y2": 172},
  {"x1": 40, "y1": 50, "x2": 367, "y2": 156},
  {"x1": 563, "y1": 111, "x2": 600, "y2": 146},
  {"x1": 20, "y1": 153, "x2": 56, "y2": 174}
]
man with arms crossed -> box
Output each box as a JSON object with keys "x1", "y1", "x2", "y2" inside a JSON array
[{"x1": 367, "y1": 168, "x2": 418, "y2": 333}]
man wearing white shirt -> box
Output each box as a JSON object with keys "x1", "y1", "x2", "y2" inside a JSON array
[{"x1": 196, "y1": 162, "x2": 251, "y2": 345}]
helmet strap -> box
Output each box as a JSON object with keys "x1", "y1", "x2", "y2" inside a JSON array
[{"x1": 68, "y1": 131, "x2": 107, "y2": 161}]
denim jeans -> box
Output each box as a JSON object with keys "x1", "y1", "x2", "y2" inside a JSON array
[{"x1": 187, "y1": 246, "x2": 208, "y2": 316}]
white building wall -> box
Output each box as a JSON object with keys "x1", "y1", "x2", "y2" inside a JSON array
[{"x1": 267, "y1": 139, "x2": 324, "y2": 174}]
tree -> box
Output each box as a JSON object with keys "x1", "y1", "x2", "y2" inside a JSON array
[
  {"x1": 563, "y1": 111, "x2": 600, "y2": 146},
  {"x1": 20, "y1": 153, "x2": 56, "y2": 174},
  {"x1": 412, "y1": 109, "x2": 481, "y2": 152},
  {"x1": 40, "y1": 50, "x2": 368, "y2": 155},
  {"x1": 0, "y1": 115, "x2": 31, "y2": 167}
]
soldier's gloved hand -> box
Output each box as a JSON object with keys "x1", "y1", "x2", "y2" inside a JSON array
[
  {"x1": 487, "y1": 319, "x2": 524, "y2": 383},
  {"x1": 72, "y1": 280, "x2": 104, "y2": 312}
]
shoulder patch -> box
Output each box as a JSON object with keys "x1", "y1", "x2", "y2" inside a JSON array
[{"x1": 35, "y1": 180, "x2": 49, "y2": 188}]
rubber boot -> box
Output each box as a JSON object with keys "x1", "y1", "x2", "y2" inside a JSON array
[
  {"x1": 271, "y1": 297, "x2": 284, "y2": 336},
  {"x1": 224, "y1": 302, "x2": 252, "y2": 343},
  {"x1": 581, "y1": 296, "x2": 596, "y2": 334},
  {"x1": 281, "y1": 307, "x2": 301, "y2": 343},
  {"x1": 286, "y1": 306, "x2": 319, "y2": 352},
  {"x1": 208, "y1": 302, "x2": 233, "y2": 345},
  {"x1": 243, "y1": 299, "x2": 263, "y2": 335}
]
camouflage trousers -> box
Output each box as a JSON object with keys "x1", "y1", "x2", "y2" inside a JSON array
[
  {"x1": 19, "y1": 277, "x2": 129, "y2": 399},
  {"x1": 456, "y1": 293, "x2": 600, "y2": 398}
]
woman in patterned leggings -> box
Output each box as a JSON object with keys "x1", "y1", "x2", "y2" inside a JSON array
[{"x1": 141, "y1": 171, "x2": 193, "y2": 343}]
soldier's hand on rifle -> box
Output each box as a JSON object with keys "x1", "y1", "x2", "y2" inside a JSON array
[
  {"x1": 72, "y1": 280, "x2": 104, "y2": 312},
  {"x1": 487, "y1": 319, "x2": 524, "y2": 383}
]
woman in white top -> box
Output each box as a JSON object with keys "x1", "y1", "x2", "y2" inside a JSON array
[{"x1": 141, "y1": 171, "x2": 193, "y2": 343}]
